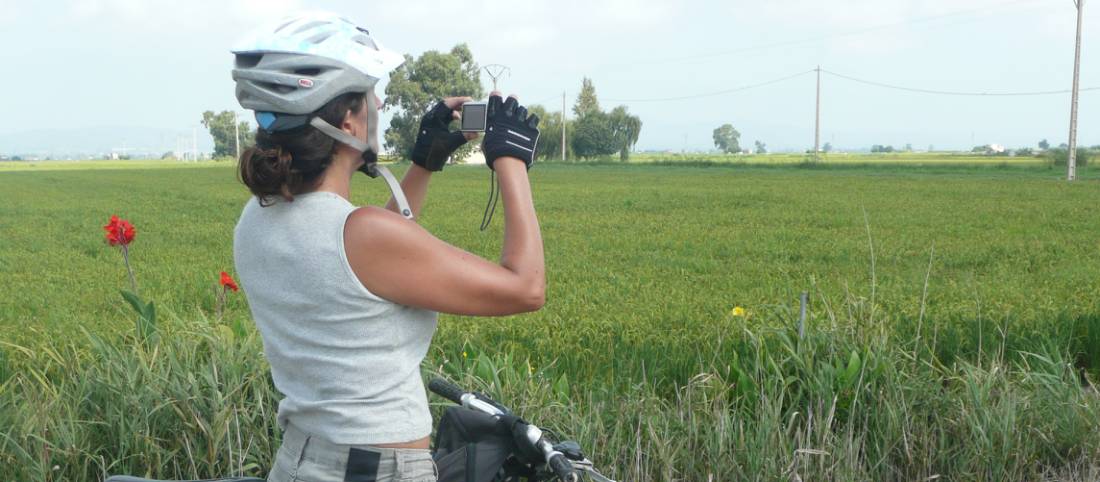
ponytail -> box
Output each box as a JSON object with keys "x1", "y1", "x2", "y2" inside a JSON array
[{"x1": 237, "y1": 92, "x2": 368, "y2": 206}]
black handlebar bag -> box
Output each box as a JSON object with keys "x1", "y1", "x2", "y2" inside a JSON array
[{"x1": 432, "y1": 406, "x2": 540, "y2": 482}]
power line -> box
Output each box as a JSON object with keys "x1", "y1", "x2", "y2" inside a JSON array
[
  {"x1": 822, "y1": 69, "x2": 1100, "y2": 97},
  {"x1": 533, "y1": 65, "x2": 1098, "y2": 108},
  {"x1": 604, "y1": 69, "x2": 815, "y2": 103},
  {"x1": 530, "y1": 93, "x2": 563, "y2": 107}
]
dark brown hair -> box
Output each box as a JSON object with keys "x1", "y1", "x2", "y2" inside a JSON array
[{"x1": 238, "y1": 92, "x2": 367, "y2": 206}]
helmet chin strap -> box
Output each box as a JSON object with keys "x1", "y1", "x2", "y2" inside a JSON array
[{"x1": 308, "y1": 116, "x2": 414, "y2": 220}]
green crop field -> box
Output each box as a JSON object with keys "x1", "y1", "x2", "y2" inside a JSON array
[
  {"x1": 2, "y1": 159, "x2": 1100, "y2": 481},
  {"x1": 629, "y1": 151, "x2": 1053, "y2": 166}
]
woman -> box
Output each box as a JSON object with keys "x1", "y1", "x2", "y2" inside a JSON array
[{"x1": 230, "y1": 12, "x2": 545, "y2": 482}]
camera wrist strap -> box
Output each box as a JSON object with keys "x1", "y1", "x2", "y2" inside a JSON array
[{"x1": 479, "y1": 170, "x2": 500, "y2": 231}]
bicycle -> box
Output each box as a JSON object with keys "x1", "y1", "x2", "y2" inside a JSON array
[{"x1": 105, "y1": 378, "x2": 615, "y2": 482}]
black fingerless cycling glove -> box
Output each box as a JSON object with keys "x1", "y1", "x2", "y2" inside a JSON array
[
  {"x1": 410, "y1": 101, "x2": 468, "y2": 172},
  {"x1": 482, "y1": 95, "x2": 540, "y2": 170}
]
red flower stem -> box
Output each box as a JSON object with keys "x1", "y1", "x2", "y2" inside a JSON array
[
  {"x1": 121, "y1": 244, "x2": 138, "y2": 295},
  {"x1": 217, "y1": 286, "x2": 225, "y2": 319}
]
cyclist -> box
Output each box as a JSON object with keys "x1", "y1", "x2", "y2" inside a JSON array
[{"x1": 230, "y1": 12, "x2": 544, "y2": 482}]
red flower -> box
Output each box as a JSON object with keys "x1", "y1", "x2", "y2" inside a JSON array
[
  {"x1": 103, "y1": 215, "x2": 136, "y2": 246},
  {"x1": 220, "y1": 271, "x2": 239, "y2": 292}
]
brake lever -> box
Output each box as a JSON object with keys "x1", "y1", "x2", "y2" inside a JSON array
[{"x1": 571, "y1": 459, "x2": 617, "y2": 482}]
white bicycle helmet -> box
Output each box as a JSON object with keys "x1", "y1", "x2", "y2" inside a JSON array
[
  {"x1": 231, "y1": 12, "x2": 414, "y2": 219},
  {"x1": 232, "y1": 11, "x2": 403, "y2": 114},
  {"x1": 232, "y1": 12, "x2": 404, "y2": 151}
]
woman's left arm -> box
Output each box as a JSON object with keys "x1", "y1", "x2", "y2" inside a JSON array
[{"x1": 385, "y1": 165, "x2": 432, "y2": 219}]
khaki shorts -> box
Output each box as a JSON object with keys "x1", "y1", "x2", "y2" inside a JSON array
[{"x1": 267, "y1": 423, "x2": 437, "y2": 482}]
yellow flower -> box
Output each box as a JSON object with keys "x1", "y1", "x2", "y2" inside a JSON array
[
  {"x1": 731, "y1": 306, "x2": 746, "y2": 317},
  {"x1": 462, "y1": 351, "x2": 468, "y2": 359}
]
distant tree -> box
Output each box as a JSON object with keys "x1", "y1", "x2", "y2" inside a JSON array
[
  {"x1": 712, "y1": 124, "x2": 741, "y2": 154},
  {"x1": 871, "y1": 144, "x2": 895, "y2": 153},
  {"x1": 821, "y1": 142, "x2": 831, "y2": 153},
  {"x1": 572, "y1": 111, "x2": 618, "y2": 158},
  {"x1": 971, "y1": 145, "x2": 991, "y2": 154},
  {"x1": 1014, "y1": 148, "x2": 1035, "y2": 157},
  {"x1": 573, "y1": 77, "x2": 601, "y2": 118},
  {"x1": 1045, "y1": 147, "x2": 1091, "y2": 167},
  {"x1": 755, "y1": 140, "x2": 768, "y2": 154},
  {"x1": 528, "y1": 104, "x2": 573, "y2": 161},
  {"x1": 201, "y1": 111, "x2": 253, "y2": 158},
  {"x1": 1038, "y1": 139, "x2": 1050, "y2": 150},
  {"x1": 608, "y1": 105, "x2": 642, "y2": 161},
  {"x1": 383, "y1": 44, "x2": 484, "y2": 162},
  {"x1": 904, "y1": 143, "x2": 913, "y2": 152},
  {"x1": 928, "y1": 144, "x2": 935, "y2": 152},
  {"x1": 562, "y1": 79, "x2": 644, "y2": 161}
]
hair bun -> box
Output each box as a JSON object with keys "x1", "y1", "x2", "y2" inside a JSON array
[{"x1": 236, "y1": 91, "x2": 368, "y2": 206}]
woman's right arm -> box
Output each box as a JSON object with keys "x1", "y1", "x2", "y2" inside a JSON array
[{"x1": 343, "y1": 156, "x2": 545, "y2": 316}]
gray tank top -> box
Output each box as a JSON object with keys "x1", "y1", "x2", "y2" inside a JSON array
[{"x1": 233, "y1": 191, "x2": 438, "y2": 444}]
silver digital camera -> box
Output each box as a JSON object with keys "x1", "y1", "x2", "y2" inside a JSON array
[{"x1": 460, "y1": 102, "x2": 488, "y2": 132}]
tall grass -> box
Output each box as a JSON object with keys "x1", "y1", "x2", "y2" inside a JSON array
[
  {"x1": 3, "y1": 162, "x2": 1099, "y2": 480},
  {"x1": 2, "y1": 291, "x2": 1099, "y2": 481}
]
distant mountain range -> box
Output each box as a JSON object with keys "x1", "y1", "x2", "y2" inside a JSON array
[{"x1": 0, "y1": 126, "x2": 215, "y2": 158}]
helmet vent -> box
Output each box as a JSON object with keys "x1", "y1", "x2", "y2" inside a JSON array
[
  {"x1": 306, "y1": 29, "x2": 336, "y2": 44},
  {"x1": 294, "y1": 68, "x2": 322, "y2": 76},
  {"x1": 235, "y1": 54, "x2": 262, "y2": 68},
  {"x1": 292, "y1": 21, "x2": 327, "y2": 35},
  {"x1": 260, "y1": 82, "x2": 295, "y2": 94},
  {"x1": 273, "y1": 18, "x2": 297, "y2": 33},
  {"x1": 352, "y1": 34, "x2": 377, "y2": 50}
]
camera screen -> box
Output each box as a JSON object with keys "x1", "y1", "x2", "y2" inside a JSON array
[{"x1": 461, "y1": 103, "x2": 487, "y2": 131}]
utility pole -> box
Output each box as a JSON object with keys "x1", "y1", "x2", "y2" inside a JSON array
[
  {"x1": 483, "y1": 64, "x2": 510, "y2": 91},
  {"x1": 561, "y1": 91, "x2": 566, "y2": 161},
  {"x1": 1067, "y1": 0, "x2": 1085, "y2": 181},
  {"x1": 814, "y1": 65, "x2": 821, "y2": 159}
]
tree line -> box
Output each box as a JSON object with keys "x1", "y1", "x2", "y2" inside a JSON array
[
  {"x1": 200, "y1": 45, "x2": 1091, "y2": 166},
  {"x1": 201, "y1": 44, "x2": 641, "y2": 163}
]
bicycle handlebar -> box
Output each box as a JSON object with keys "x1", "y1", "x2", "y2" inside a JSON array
[
  {"x1": 429, "y1": 377, "x2": 578, "y2": 482},
  {"x1": 548, "y1": 452, "x2": 579, "y2": 482},
  {"x1": 427, "y1": 377, "x2": 466, "y2": 405}
]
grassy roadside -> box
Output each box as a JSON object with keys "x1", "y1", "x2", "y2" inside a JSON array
[{"x1": 2, "y1": 161, "x2": 1099, "y2": 480}]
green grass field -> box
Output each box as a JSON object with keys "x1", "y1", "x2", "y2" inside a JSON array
[
  {"x1": 629, "y1": 151, "x2": 1054, "y2": 166},
  {"x1": 2, "y1": 159, "x2": 1100, "y2": 481}
]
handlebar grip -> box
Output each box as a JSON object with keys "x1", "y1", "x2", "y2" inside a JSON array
[
  {"x1": 428, "y1": 377, "x2": 467, "y2": 405},
  {"x1": 548, "y1": 453, "x2": 577, "y2": 482}
]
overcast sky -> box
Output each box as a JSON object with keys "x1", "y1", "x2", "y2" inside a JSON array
[{"x1": 1, "y1": 0, "x2": 1098, "y2": 153}]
